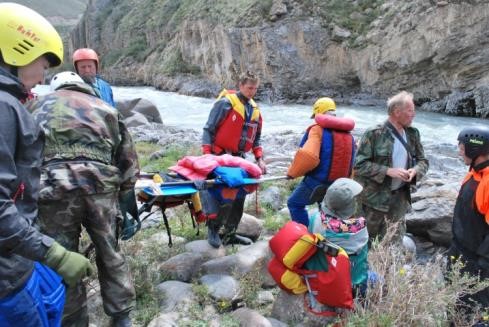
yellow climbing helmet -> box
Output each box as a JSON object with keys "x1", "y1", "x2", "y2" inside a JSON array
[
  {"x1": 0, "y1": 3, "x2": 63, "y2": 67},
  {"x1": 311, "y1": 97, "x2": 336, "y2": 118}
]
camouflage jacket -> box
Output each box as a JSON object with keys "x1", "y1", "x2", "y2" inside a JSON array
[
  {"x1": 26, "y1": 83, "x2": 139, "y2": 200},
  {"x1": 353, "y1": 121, "x2": 429, "y2": 212}
]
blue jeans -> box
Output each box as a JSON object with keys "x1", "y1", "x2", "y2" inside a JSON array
[
  {"x1": 0, "y1": 263, "x2": 65, "y2": 327},
  {"x1": 287, "y1": 177, "x2": 324, "y2": 226}
]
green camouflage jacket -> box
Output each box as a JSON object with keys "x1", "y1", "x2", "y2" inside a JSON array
[
  {"x1": 26, "y1": 83, "x2": 139, "y2": 200},
  {"x1": 353, "y1": 121, "x2": 429, "y2": 212}
]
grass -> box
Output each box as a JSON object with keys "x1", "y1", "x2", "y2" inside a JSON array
[
  {"x1": 344, "y1": 225, "x2": 489, "y2": 326},
  {"x1": 135, "y1": 141, "x2": 199, "y2": 173},
  {"x1": 121, "y1": 225, "x2": 186, "y2": 325}
]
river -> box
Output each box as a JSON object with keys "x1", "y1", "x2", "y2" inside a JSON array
[{"x1": 113, "y1": 86, "x2": 485, "y2": 150}]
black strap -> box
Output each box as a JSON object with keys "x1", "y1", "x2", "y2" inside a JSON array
[{"x1": 385, "y1": 121, "x2": 416, "y2": 163}]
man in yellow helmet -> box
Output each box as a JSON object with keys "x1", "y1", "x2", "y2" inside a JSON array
[
  {"x1": 287, "y1": 97, "x2": 356, "y2": 226},
  {"x1": 0, "y1": 3, "x2": 93, "y2": 326}
]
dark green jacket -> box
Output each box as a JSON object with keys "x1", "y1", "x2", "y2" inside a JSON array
[{"x1": 354, "y1": 121, "x2": 429, "y2": 212}]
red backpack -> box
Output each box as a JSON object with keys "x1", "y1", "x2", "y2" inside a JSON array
[{"x1": 268, "y1": 221, "x2": 353, "y2": 316}]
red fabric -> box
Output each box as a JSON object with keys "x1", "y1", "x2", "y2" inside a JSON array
[
  {"x1": 269, "y1": 221, "x2": 319, "y2": 270},
  {"x1": 299, "y1": 252, "x2": 353, "y2": 309},
  {"x1": 169, "y1": 154, "x2": 262, "y2": 180},
  {"x1": 214, "y1": 111, "x2": 262, "y2": 154},
  {"x1": 202, "y1": 144, "x2": 212, "y2": 154},
  {"x1": 463, "y1": 166, "x2": 489, "y2": 224},
  {"x1": 328, "y1": 131, "x2": 354, "y2": 181},
  {"x1": 268, "y1": 257, "x2": 307, "y2": 294},
  {"x1": 315, "y1": 114, "x2": 355, "y2": 132},
  {"x1": 253, "y1": 146, "x2": 263, "y2": 159}
]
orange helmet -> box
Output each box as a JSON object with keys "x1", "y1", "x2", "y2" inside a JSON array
[{"x1": 72, "y1": 48, "x2": 99, "y2": 72}]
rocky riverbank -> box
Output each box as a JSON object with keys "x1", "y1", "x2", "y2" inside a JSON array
[{"x1": 84, "y1": 101, "x2": 464, "y2": 326}]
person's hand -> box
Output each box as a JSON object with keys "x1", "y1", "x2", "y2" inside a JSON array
[
  {"x1": 406, "y1": 168, "x2": 417, "y2": 182},
  {"x1": 257, "y1": 158, "x2": 267, "y2": 174},
  {"x1": 202, "y1": 144, "x2": 211, "y2": 155},
  {"x1": 42, "y1": 241, "x2": 94, "y2": 287},
  {"x1": 386, "y1": 168, "x2": 411, "y2": 182}
]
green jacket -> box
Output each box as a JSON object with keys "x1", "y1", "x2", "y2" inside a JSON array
[
  {"x1": 353, "y1": 121, "x2": 429, "y2": 212},
  {"x1": 26, "y1": 83, "x2": 139, "y2": 200}
]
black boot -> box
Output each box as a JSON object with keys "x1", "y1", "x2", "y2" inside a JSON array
[
  {"x1": 207, "y1": 222, "x2": 222, "y2": 248},
  {"x1": 222, "y1": 233, "x2": 253, "y2": 246}
]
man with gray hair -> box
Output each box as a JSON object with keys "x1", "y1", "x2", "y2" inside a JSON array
[{"x1": 353, "y1": 91, "x2": 429, "y2": 243}]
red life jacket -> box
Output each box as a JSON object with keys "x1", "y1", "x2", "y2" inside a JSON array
[{"x1": 213, "y1": 89, "x2": 262, "y2": 154}]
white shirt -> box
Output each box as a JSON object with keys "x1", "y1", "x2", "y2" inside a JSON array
[{"x1": 391, "y1": 129, "x2": 408, "y2": 191}]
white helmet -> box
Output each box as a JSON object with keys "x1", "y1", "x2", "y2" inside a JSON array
[{"x1": 50, "y1": 71, "x2": 84, "y2": 91}]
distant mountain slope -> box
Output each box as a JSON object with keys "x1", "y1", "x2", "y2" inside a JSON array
[
  {"x1": 72, "y1": 0, "x2": 489, "y2": 118},
  {"x1": 9, "y1": 0, "x2": 88, "y2": 20}
]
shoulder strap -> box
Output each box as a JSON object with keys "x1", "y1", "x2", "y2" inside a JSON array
[{"x1": 385, "y1": 121, "x2": 415, "y2": 159}]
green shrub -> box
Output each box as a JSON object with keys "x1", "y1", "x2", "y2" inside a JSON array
[{"x1": 160, "y1": 50, "x2": 201, "y2": 76}]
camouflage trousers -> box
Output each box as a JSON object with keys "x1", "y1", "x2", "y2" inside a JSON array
[
  {"x1": 360, "y1": 188, "x2": 410, "y2": 245},
  {"x1": 38, "y1": 192, "x2": 135, "y2": 327}
]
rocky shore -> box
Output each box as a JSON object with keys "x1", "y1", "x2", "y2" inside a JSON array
[{"x1": 84, "y1": 99, "x2": 464, "y2": 326}]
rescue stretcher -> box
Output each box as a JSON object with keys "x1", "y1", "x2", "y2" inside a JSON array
[{"x1": 135, "y1": 174, "x2": 286, "y2": 246}]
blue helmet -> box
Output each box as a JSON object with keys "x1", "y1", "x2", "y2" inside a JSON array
[{"x1": 457, "y1": 126, "x2": 489, "y2": 160}]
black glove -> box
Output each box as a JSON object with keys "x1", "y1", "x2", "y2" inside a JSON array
[{"x1": 118, "y1": 189, "x2": 141, "y2": 240}]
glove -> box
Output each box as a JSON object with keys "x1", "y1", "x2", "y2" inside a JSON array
[
  {"x1": 42, "y1": 241, "x2": 93, "y2": 288},
  {"x1": 202, "y1": 144, "x2": 212, "y2": 155},
  {"x1": 256, "y1": 157, "x2": 267, "y2": 175},
  {"x1": 119, "y1": 189, "x2": 141, "y2": 240}
]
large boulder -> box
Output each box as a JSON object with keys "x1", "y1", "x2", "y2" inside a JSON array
[{"x1": 116, "y1": 98, "x2": 163, "y2": 123}]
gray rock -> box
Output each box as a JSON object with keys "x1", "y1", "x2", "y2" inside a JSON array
[
  {"x1": 402, "y1": 234, "x2": 417, "y2": 256},
  {"x1": 200, "y1": 241, "x2": 270, "y2": 277},
  {"x1": 260, "y1": 186, "x2": 283, "y2": 211},
  {"x1": 271, "y1": 290, "x2": 336, "y2": 326},
  {"x1": 149, "y1": 150, "x2": 166, "y2": 160},
  {"x1": 184, "y1": 240, "x2": 227, "y2": 259},
  {"x1": 269, "y1": 0, "x2": 287, "y2": 20},
  {"x1": 236, "y1": 213, "x2": 264, "y2": 241},
  {"x1": 124, "y1": 111, "x2": 150, "y2": 128},
  {"x1": 155, "y1": 280, "x2": 194, "y2": 312},
  {"x1": 406, "y1": 196, "x2": 455, "y2": 246},
  {"x1": 257, "y1": 290, "x2": 275, "y2": 304},
  {"x1": 116, "y1": 98, "x2": 162, "y2": 123},
  {"x1": 158, "y1": 252, "x2": 204, "y2": 282},
  {"x1": 232, "y1": 308, "x2": 272, "y2": 327},
  {"x1": 473, "y1": 86, "x2": 489, "y2": 118},
  {"x1": 147, "y1": 312, "x2": 180, "y2": 327},
  {"x1": 331, "y1": 25, "x2": 352, "y2": 41},
  {"x1": 445, "y1": 91, "x2": 475, "y2": 116},
  {"x1": 200, "y1": 274, "x2": 239, "y2": 300},
  {"x1": 267, "y1": 317, "x2": 288, "y2": 327}
]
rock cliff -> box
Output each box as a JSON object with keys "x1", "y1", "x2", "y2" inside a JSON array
[{"x1": 72, "y1": 0, "x2": 489, "y2": 117}]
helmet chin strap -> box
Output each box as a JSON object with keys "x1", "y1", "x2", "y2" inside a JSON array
[{"x1": 9, "y1": 65, "x2": 17, "y2": 77}]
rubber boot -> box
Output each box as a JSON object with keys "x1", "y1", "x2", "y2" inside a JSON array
[
  {"x1": 207, "y1": 222, "x2": 222, "y2": 248},
  {"x1": 222, "y1": 233, "x2": 253, "y2": 246},
  {"x1": 112, "y1": 313, "x2": 132, "y2": 327}
]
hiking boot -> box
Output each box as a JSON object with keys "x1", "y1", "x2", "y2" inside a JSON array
[
  {"x1": 223, "y1": 233, "x2": 253, "y2": 246},
  {"x1": 207, "y1": 225, "x2": 222, "y2": 248},
  {"x1": 111, "y1": 313, "x2": 132, "y2": 327}
]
